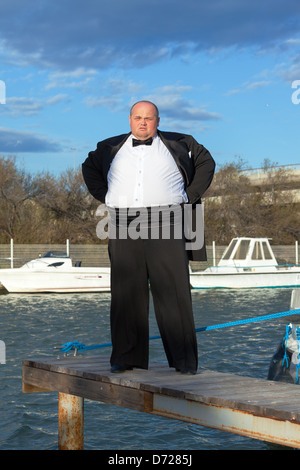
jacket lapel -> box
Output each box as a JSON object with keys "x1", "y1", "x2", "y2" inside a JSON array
[
  {"x1": 102, "y1": 133, "x2": 131, "y2": 177},
  {"x1": 158, "y1": 130, "x2": 194, "y2": 187}
]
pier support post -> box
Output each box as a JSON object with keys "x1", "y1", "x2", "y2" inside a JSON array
[{"x1": 58, "y1": 393, "x2": 84, "y2": 450}]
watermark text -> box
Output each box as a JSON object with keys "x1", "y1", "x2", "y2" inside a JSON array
[
  {"x1": 0, "y1": 340, "x2": 6, "y2": 364},
  {"x1": 96, "y1": 204, "x2": 204, "y2": 251},
  {"x1": 0, "y1": 80, "x2": 6, "y2": 104},
  {"x1": 291, "y1": 80, "x2": 300, "y2": 105}
]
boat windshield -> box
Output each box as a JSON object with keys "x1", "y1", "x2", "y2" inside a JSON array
[
  {"x1": 222, "y1": 239, "x2": 238, "y2": 260},
  {"x1": 233, "y1": 239, "x2": 250, "y2": 260},
  {"x1": 262, "y1": 241, "x2": 273, "y2": 259},
  {"x1": 42, "y1": 251, "x2": 69, "y2": 258},
  {"x1": 251, "y1": 241, "x2": 263, "y2": 260}
]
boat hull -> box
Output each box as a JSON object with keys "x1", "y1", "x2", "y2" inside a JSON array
[
  {"x1": 190, "y1": 270, "x2": 300, "y2": 289},
  {"x1": 0, "y1": 267, "x2": 111, "y2": 293}
]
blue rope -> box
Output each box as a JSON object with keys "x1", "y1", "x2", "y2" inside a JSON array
[
  {"x1": 281, "y1": 324, "x2": 291, "y2": 368},
  {"x1": 195, "y1": 309, "x2": 300, "y2": 332},
  {"x1": 296, "y1": 326, "x2": 300, "y2": 384},
  {"x1": 59, "y1": 307, "x2": 300, "y2": 353}
]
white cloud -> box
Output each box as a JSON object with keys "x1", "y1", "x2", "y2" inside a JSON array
[
  {"x1": 45, "y1": 68, "x2": 97, "y2": 90},
  {"x1": 145, "y1": 86, "x2": 222, "y2": 122},
  {"x1": 1, "y1": 94, "x2": 69, "y2": 116},
  {"x1": 0, "y1": 127, "x2": 61, "y2": 153},
  {"x1": 225, "y1": 80, "x2": 272, "y2": 96},
  {"x1": 279, "y1": 54, "x2": 300, "y2": 81},
  {"x1": 84, "y1": 96, "x2": 123, "y2": 109}
]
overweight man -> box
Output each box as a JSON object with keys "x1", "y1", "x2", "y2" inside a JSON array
[{"x1": 82, "y1": 100, "x2": 215, "y2": 374}]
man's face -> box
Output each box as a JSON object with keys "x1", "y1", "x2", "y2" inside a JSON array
[{"x1": 129, "y1": 102, "x2": 160, "y2": 140}]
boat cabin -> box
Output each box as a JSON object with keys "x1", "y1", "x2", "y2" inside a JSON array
[
  {"x1": 218, "y1": 238, "x2": 278, "y2": 267},
  {"x1": 20, "y1": 251, "x2": 73, "y2": 270}
]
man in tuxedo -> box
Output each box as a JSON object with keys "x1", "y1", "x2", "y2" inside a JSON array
[{"x1": 82, "y1": 100, "x2": 215, "y2": 374}]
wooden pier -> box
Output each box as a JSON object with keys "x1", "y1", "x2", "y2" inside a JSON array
[{"x1": 22, "y1": 354, "x2": 300, "y2": 450}]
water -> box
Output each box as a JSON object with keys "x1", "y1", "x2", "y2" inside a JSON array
[{"x1": 0, "y1": 288, "x2": 294, "y2": 450}]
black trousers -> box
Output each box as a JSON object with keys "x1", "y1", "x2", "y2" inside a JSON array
[{"x1": 108, "y1": 232, "x2": 198, "y2": 371}]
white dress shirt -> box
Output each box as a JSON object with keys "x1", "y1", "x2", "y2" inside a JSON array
[{"x1": 105, "y1": 134, "x2": 188, "y2": 208}]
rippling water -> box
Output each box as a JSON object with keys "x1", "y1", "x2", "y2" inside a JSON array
[{"x1": 0, "y1": 288, "x2": 294, "y2": 450}]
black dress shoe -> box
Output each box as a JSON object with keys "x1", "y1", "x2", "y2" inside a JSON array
[
  {"x1": 180, "y1": 369, "x2": 196, "y2": 375},
  {"x1": 110, "y1": 364, "x2": 133, "y2": 373},
  {"x1": 176, "y1": 368, "x2": 196, "y2": 375}
]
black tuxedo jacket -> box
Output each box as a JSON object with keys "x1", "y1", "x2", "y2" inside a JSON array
[{"x1": 82, "y1": 130, "x2": 215, "y2": 261}]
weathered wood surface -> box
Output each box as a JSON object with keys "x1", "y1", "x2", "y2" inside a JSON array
[{"x1": 23, "y1": 354, "x2": 300, "y2": 424}]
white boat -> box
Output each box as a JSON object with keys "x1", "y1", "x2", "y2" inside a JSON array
[
  {"x1": 189, "y1": 237, "x2": 300, "y2": 289},
  {"x1": 0, "y1": 251, "x2": 111, "y2": 293}
]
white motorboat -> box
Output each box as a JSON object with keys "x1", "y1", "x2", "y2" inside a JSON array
[
  {"x1": 0, "y1": 251, "x2": 111, "y2": 293},
  {"x1": 189, "y1": 237, "x2": 300, "y2": 289}
]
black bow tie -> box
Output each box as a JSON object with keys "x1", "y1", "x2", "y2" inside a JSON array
[{"x1": 132, "y1": 137, "x2": 153, "y2": 147}]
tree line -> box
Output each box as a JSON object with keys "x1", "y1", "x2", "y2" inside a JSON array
[
  {"x1": 0, "y1": 156, "x2": 299, "y2": 245},
  {"x1": 203, "y1": 158, "x2": 300, "y2": 244}
]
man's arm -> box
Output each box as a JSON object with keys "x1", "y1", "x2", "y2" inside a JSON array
[
  {"x1": 185, "y1": 137, "x2": 215, "y2": 204},
  {"x1": 82, "y1": 144, "x2": 108, "y2": 203}
]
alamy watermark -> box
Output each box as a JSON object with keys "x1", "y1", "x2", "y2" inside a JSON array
[
  {"x1": 0, "y1": 80, "x2": 6, "y2": 104},
  {"x1": 95, "y1": 203, "x2": 204, "y2": 251},
  {"x1": 291, "y1": 80, "x2": 300, "y2": 105},
  {"x1": 0, "y1": 340, "x2": 6, "y2": 364}
]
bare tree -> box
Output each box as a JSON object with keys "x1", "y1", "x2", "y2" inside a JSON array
[
  {"x1": 35, "y1": 167, "x2": 100, "y2": 242},
  {"x1": 203, "y1": 160, "x2": 300, "y2": 244},
  {"x1": 0, "y1": 157, "x2": 48, "y2": 242}
]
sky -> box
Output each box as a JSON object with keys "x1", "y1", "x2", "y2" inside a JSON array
[{"x1": 0, "y1": 0, "x2": 300, "y2": 176}]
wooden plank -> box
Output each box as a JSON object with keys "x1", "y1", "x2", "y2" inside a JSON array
[
  {"x1": 152, "y1": 394, "x2": 300, "y2": 449},
  {"x1": 22, "y1": 355, "x2": 300, "y2": 423},
  {"x1": 23, "y1": 364, "x2": 153, "y2": 412}
]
